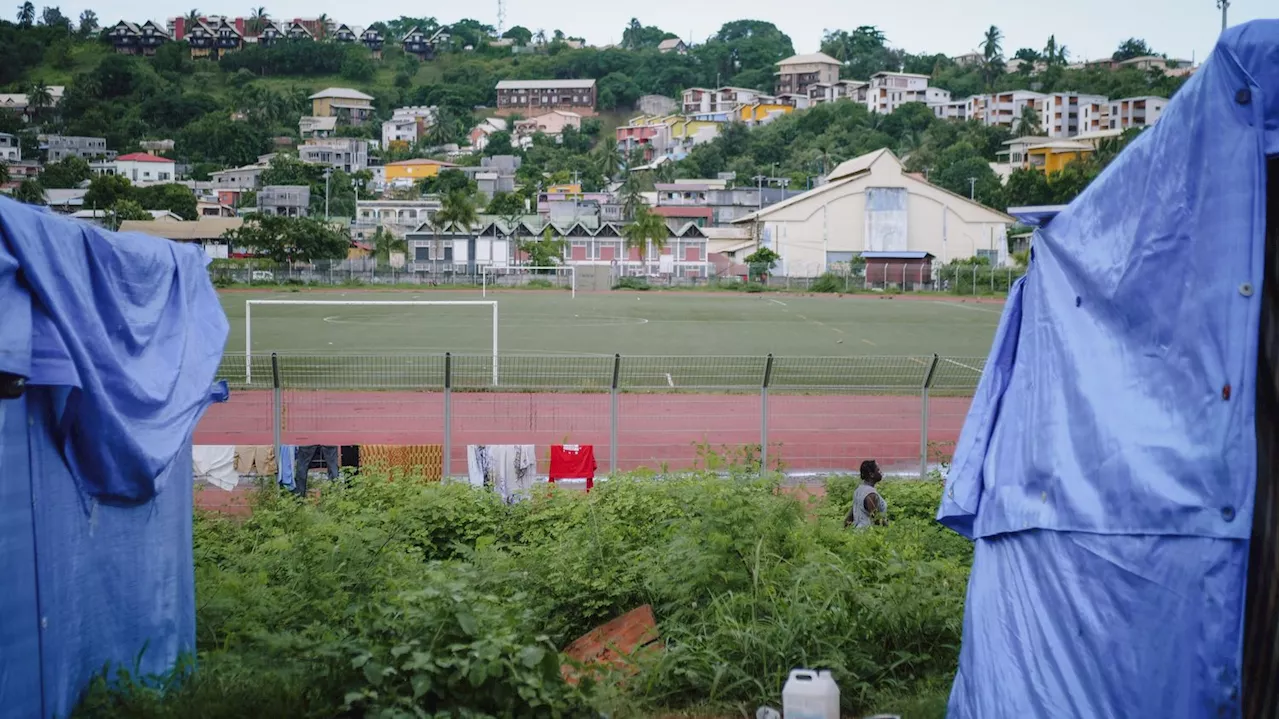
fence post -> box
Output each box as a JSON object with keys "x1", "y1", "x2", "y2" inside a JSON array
[
  {"x1": 271, "y1": 353, "x2": 282, "y2": 483},
  {"x1": 972, "y1": 264, "x2": 977, "y2": 296},
  {"x1": 920, "y1": 354, "x2": 939, "y2": 479},
  {"x1": 443, "y1": 352, "x2": 452, "y2": 479},
  {"x1": 610, "y1": 353, "x2": 620, "y2": 474},
  {"x1": 761, "y1": 354, "x2": 774, "y2": 472}
]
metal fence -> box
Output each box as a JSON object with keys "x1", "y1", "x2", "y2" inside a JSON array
[
  {"x1": 197, "y1": 353, "x2": 984, "y2": 479},
  {"x1": 208, "y1": 261, "x2": 1023, "y2": 296}
]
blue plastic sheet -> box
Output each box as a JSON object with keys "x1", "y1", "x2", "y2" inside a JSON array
[
  {"x1": 940, "y1": 21, "x2": 1277, "y2": 719},
  {"x1": 0, "y1": 196, "x2": 229, "y2": 504},
  {"x1": 0, "y1": 199, "x2": 228, "y2": 717}
]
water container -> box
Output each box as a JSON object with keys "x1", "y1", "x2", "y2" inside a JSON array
[{"x1": 781, "y1": 668, "x2": 840, "y2": 719}]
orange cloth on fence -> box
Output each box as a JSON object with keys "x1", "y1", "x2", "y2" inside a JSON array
[{"x1": 361, "y1": 444, "x2": 444, "y2": 481}]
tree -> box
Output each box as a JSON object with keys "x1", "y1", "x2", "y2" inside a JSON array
[
  {"x1": 485, "y1": 191, "x2": 525, "y2": 216},
  {"x1": 620, "y1": 18, "x2": 677, "y2": 50},
  {"x1": 84, "y1": 173, "x2": 134, "y2": 209},
  {"x1": 226, "y1": 213, "x2": 349, "y2": 262},
  {"x1": 38, "y1": 155, "x2": 91, "y2": 188},
  {"x1": 176, "y1": 112, "x2": 272, "y2": 167},
  {"x1": 315, "y1": 12, "x2": 329, "y2": 39},
  {"x1": 0, "y1": 163, "x2": 9, "y2": 185},
  {"x1": 622, "y1": 206, "x2": 667, "y2": 274},
  {"x1": 184, "y1": 9, "x2": 201, "y2": 30},
  {"x1": 1113, "y1": 38, "x2": 1153, "y2": 62},
  {"x1": 435, "y1": 188, "x2": 478, "y2": 229},
  {"x1": 1015, "y1": 104, "x2": 1042, "y2": 135},
  {"x1": 370, "y1": 226, "x2": 407, "y2": 267},
  {"x1": 13, "y1": 178, "x2": 44, "y2": 204},
  {"x1": 743, "y1": 246, "x2": 780, "y2": 281},
  {"x1": 1005, "y1": 167, "x2": 1053, "y2": 206},
  {"x1": 26, "y1": 81, "x2": 52, "y2": 122},
  {"x1": 518, "y1": 226, "x2": 565, "y2": 267},
  {"x1": 482, "y1": 130, "x2": 514, "y2": 157},
  {"x1": 980, "y1": 25, "x2": 1005, "y2": 88},
  {"x1": 501, "y1": 25, "x2": 532, "y2": 46},
  {"x1": 16, "y1": 1, "x2": 33, "y2": 26},
  {"x1": 39, "y1": 5, "x2": 69, "y2": 30},
  {"x1": 110, "y1": 199, "x2": 152, "y2": 227},
  {"x1": 1043, "y1": 35, "x2": 1068, "y2": 66},
  {"x1": 76, "y1": 8, "x2": 97, "y2": 37},
  {"x1": 134, "y1": 183, "x2": 199, "y2": 220},
  {"x1": 246, "y1": 6, "x2": 268, "y2": 35}
]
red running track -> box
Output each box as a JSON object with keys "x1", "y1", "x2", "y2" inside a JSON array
[{"x1": 194, "y1": 390, "x2": 974, "y2": 475}]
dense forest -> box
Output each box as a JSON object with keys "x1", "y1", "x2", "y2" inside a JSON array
[{"x1": 1, "y1": 11, "x2": 1187, "y2": 211}]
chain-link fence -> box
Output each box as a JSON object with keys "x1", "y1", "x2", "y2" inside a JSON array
[
  {"x1": 207, "y1": 261, "x2": 1023, "y2": 296},
  {"x1": 198, "y1": 353, "x2": 984, "y2": 478}
]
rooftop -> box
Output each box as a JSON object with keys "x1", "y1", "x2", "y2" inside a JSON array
[
  {"x1": 116, "y1": 152, "x2": 172, "y2": 163},
  {"x1": 385, "y1": 158, "x2": 457, "y2": 167},
  {"x1": 776, "y1": 52, "x2": 842, "y2": 67},
  {"x1": 495, "y1": 79, "x2": 596, "y2": 90},
  {"x1": 308, "y1": 87, "x2": 375, "y2": 101}
]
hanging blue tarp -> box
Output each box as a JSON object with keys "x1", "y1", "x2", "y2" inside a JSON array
[
  {"x1": 939, "y1": 20, "x2": 1278, "y2": 719},
  {"x1": 0, "y1": 197, "x2": 228, "y2": 717}
]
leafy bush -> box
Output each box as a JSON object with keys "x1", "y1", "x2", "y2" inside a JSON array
[
  {"x1": 612, "y1": 277, "x2": 650, "y2": 291},
  {"x1": 808, "y1": 272, "x2": 849, "y2": 293},
  {"x1": 743, "y1": 281, "x2": 766, "y2": 293},
  {"x1": 75, "y1": 472, "x2": 971, "y2": 717},
  {"x1": 524, "y1": 278, "x2": 555, "y2": 289}
]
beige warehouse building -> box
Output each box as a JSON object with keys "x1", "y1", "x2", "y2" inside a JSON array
[{"x1": 734, "y1": 149, "x2": 1014, "y2": 277}]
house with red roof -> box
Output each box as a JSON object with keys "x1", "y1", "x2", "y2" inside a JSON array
[{"x1": 105, "y1": 152, "x2": 177, "y2": 184}]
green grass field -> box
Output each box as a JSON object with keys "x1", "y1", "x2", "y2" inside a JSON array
[
  {"x1": 223, "y1": 288, "x2": 1001, "y2": 357},
  {"x1": 219, "y1": 289, "x2": 1000, "y2": 390}
]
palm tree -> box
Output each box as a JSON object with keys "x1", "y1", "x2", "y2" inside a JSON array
[
  {"x1": 26, "y1": 81, "x2": 52, "y2": 122},
  {"x1": 371, "y1": 226, "x2": 407, "y2": 267},
  {"x1": 0, "y1": 163, "x2": 10, "y2": 185},
  {"x1": 247, "y1": 6, "x2": 268, "y2": 35},
  {"x1": 16, "y1": 1, "x2": 34, "y2": 26},
  {"x1": 1043, "y1": 35, "x2": 1067, "y2": 66},
  {"x1": 315, "y1": 13, "x2": 329, "y2": 39},
  {"x1": 622, "y1": 206, "x2": 668, "y2": 275},
  {"x1": 431, "y1": 188, "x2": 478, "y2": 265},
  {"x1": 533, "y1": 28, "x2": 547, "y2": 45},
  {"x1": 980, "y1": 26, "x2": 1005, "y2": 88},
  {"x1": 1015, "y1": 104, "x2": 1042, "y2": 135},
  {"x1": 185, "y1": 9, "x2": 201, "y2": 31}
]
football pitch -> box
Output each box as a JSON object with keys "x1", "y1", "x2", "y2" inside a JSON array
[{"x1": 221, "y1": 288, "x2": 1003, "y2": 360}]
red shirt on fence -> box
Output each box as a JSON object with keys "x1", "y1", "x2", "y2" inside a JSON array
[{"x1": 549, "y1": 444, "x2": 597, "y2": 491}]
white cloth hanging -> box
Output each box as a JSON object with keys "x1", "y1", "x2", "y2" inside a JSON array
[{"x1": 192, "y1": 445, "x2": 238, "y2": 491}]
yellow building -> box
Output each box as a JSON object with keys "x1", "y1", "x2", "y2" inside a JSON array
[
  {"x1": 737, "y1": 102, "x2": 794, "y2": 123},
  {"x1": 384, "y1": 158, "x2": 457, "y2": 184},
  {"x1": 308, "y1": 87, "x2": 376, "y2": 125},
  {"x1": 545, "y1": 183, "x2": 582, "y2": 194},
  {"x1": 1026, "y1": 140, "x2": 1095, "y2": 174}
]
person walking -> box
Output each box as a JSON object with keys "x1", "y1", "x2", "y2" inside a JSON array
[{"x1": 844, "y1": 460, "x2": 888, "y2": 528}]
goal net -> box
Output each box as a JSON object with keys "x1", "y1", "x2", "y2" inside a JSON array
[
  {"x1": 481, "y1": 266, "x2": 576, "y2": 298},
  {"x1": 243, "y1": 300, "x2": 499, "y2": 385}
]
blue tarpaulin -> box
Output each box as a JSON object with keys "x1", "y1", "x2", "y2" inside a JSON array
[
  {"x1": 940, "y1": 20, "x2": 1277, "y2": 719},
  {"x1": 0, "y1": 197, "x2": 229, "y2": 717}
]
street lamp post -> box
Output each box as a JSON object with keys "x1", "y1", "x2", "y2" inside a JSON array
[{"x1": 324, "y1": 167, "x2": 333, "y2": 220}]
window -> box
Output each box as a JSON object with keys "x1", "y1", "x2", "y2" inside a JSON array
[
  {"x1": 976, "y1": 249, "x2": 998, "y2": 264},
  {"x1": 414, "y1": 246, "x2": 429, "y2": 261}
]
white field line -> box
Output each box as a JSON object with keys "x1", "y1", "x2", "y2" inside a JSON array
[
  {"x1": 768, "y1": 299, "x2": 788, "y2": 306},
  {"x1": 930, "y1": 300, "x2": 1002, "y2": 314},
  {"x1": 943, "y1": 357, "x2": 984, "y2": 374}
]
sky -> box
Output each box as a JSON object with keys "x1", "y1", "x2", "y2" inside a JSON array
[{"x1": 79, "y1": 0, "x2": 1276, "y2": 65}]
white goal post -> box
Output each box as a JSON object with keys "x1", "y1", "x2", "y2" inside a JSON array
[
  {"x1": 481, "y1": 266, "x2": 576, "y2": 299},
  {"x1": 244, "y1": 300, "x2": 499, "y2": 385}
]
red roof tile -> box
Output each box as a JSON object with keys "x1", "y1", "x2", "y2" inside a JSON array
[{"x1": 115, "y1": 152, "x2": 172, "y2": 163}]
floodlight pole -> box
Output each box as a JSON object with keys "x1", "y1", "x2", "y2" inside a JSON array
[{"x1": 245, "y1": 301, "x2": 252, "y2": 383}]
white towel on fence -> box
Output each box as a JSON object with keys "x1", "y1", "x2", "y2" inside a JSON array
[{"x1": 192, "y1": 445, "x2": 238, "y2": 491}]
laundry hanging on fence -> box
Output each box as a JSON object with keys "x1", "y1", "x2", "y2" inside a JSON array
[
  {"x1": 193, "y1": 445, "x2": 238, "y2": 491},
  {"x1": 468, "y1": 445, "x2": 538, "y2": 503},
  {"x1": 293, "y1": 445, "x2": 339, "y2": 496},
  {"x1": 277, "y1": 445, "x2": 296, "y2": 491},
  {"x1": 234, "y1": 445, "x2": 277, "y2": 476},
  {"x1": 550, "y1": 444, "x2": 597, "y2": 491},
  {"x1": 340, "y1": 445, "x2": 361, "y2": 472},
  {"x1": 362, "y1": 444, "x2": 444, "y2": 481}
]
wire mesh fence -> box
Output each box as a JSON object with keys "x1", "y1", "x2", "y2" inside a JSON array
[{"x1": 197, "y1": 353, "x2": 986, "y2": 477}]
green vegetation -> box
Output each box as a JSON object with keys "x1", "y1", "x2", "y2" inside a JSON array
[
  {"x1": 73, "y1": 472, "x2": 968, "y2": 718},
  {"x1": 225, "y1": 213, "x2": 351, "y2": 263},
  {"x1": 2, "y1": 16, "x2": 1180, "y2": 210}
]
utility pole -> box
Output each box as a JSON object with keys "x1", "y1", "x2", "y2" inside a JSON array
[
  {"x1": 1217, "y1": 0, "x2": 1229, "y2": 30},
  {"x1": 968, "y1": 176, "x2": 977, "y2": 200},
  {"x1": 752, "y1": 173, "x2": 767, "y2": 250},
  {"x1": 324, "y1": 167, "x2": 332, "y2": 220}
]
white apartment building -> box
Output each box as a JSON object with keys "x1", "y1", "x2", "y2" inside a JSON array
[
  {"x1": 0, "y1": 132, "x2": 19, "y2": 162},
  {"x1": 380, "y1": 106, "x2": 437, "y2": 148},
  {"x1": 1038, "y1": 93, "x2": 1109, "y2": 138},
  {"x1": 298, "y1": 137, "x2": 369, "y2": 174},
  {"x1": 808, "y1": 80, "x2": 869, "y2": 105},
  {"x1": 966, "y1": 90, "x2": 1047, "y2": 129},
  {"x1": 1078, "y1": 97, "x2": 1110, "y2": 135},
  {"x1": 866, "y1": 72, "x2": 938, "y2": 114},
  {"x1": 930, "y1": 100, "x2": 968, "y2": 120},
  {"x1": 1108, "y1": 96, "x2": 1168, "y2": 130},
  {"x1": 681, "y1": 86, "x2": 762, "y2": 114}
]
